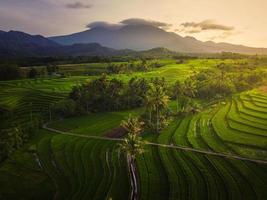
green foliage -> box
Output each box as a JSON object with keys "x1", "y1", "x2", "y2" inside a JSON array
[
  {"x1": 0, "y1": 127, "x2": 23, "y2": 161},
  {"x1": 192, "y1": 61, "x2": 267, "y2": 99},
  {"x1": 67, "y1": 75, "x2": 171, "y2": 119},
  {"x1": 125, "y1": 77, "x2": 149, "y2": 108},
  {"x1": 106, "y1": 60, "x2": 165, "y2": 74},
  {"x1": 118, "y1": 116, "x2": 145, "y2": 159},
  {"x1": 144, "y1": 78, "x2": 170, "y2": 133},
  {"x1": 0, "y1": 64, "x2": 20, "y2": 81},
  {"x1": 70, "y1": 74, "x2": 125, "y2": 112},
  {"x1": 46, "y1": 64, "x2": 59, "y2": 75},
  {"x1": 28, "y1": 68, "x2": 38, "y2": 79},
  {"x1": 1, "y1": 58, "x2": 267, "y2": 199},
  {"x1": 52, "y1": 99, "x2": 77, "y2": 117}
]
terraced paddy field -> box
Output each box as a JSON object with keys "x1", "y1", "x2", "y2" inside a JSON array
[
  {"x1": 10, "y1": 89, "x2": 264, "y2": 200},
  {"x1": 1, "y1": 58, "x2": 267, "y2": 199},
  {"x1": 19, "y1": 58, "x2": 250, "y2": 83},
  {"x1": 0, "y1": 58, "x2": 222, "y2": 133},
  {"x1": 111, "y1": 58, "x2": 245, "y2": 83},
  {"x1": 22, "y1": 59, "x2": 181, "y2": 76},
  {"x1": 48, "y1": 109, "x2": 140, "y2": 136}
]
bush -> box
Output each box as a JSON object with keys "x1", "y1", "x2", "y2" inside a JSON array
[
  {"x1": 28, "y1": 68, "x2": 38, "y2": 79},
  {"x1": 0, "y1": 64, "x2": 20, "y2": 81},
  {"x1": 52, "y1": 99, "x2": 77, "y2": 117}
]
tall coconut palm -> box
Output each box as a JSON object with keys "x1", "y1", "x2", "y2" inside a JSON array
[
  {"x1": 183, "y1": 79, "x2": 196, "y2": 98},
  {"x1": 172, "y1": 80, "x2": 184, "y2": 113},
  {"x1": 144, "y1": 91, "x2": 155, "y2": 126},
  {"x1": 118, "y1": 116, "x2": 145, "y2": 200},
  {"x1": 145, "y1": 83, "x2": 169, "y2": 133}
]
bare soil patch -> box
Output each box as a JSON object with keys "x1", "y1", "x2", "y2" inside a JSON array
[
  {"x1": 259, "y1": 86, "x2": 267, "y2": 93},
  {"x1": 105, "y1": 126, "x2": 127, "y2": 138}
]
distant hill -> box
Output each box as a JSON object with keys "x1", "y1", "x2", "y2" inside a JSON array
[
  {"x1": 50, "y1": 24, "x2": 267, "y2": 55},
  {"x1": 1, "y1": 29, "x2": 267, "y2": 58},
  {"x1": 0, "y1": 30, "x2": 59, "y2": 57},
  {"x1": 0, "y1": 31, "x2": 132, "y2": 57},
  {"x1": 136, "y1": 47, "x2": 178, "y2": 57}
]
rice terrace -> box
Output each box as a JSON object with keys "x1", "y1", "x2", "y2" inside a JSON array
[{"x1": 1, "y1": 1, "x2": 267, "y2": 200}]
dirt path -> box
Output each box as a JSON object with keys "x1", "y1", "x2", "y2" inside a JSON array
[
  {"x1": 43, "y1": 123, "x2": 122, "y2": 142},
  {"x1": 43, "y1": 123, "x2": 267, "y2": 165},
  {"x1": 259, "y1": 86, "x2": 267, "y2": 93}
]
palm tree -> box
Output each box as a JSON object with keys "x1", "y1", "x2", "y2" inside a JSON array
[
  {"x1": 183, "y1": 79, "x2": 196, "y2": 98},
  {"x1": 118, "y1": 115, "x2": 145, "y2": 200},
  {"x1": 145, "y1": 83, "x2": 169, "y2": 133},
  {"x1": 144, "y1": 91, "x2": 155, "y2": 126},
  {"x1": 190, "y1": 102, "x2": 202, "y2": 114},
  {"x1": 172, "y1": 80, "x2": 184, "y2": 113}
]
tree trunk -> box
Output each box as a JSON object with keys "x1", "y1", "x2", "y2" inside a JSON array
[
  {"x1": 149, "y1": 109, "x2": 152, "y2": 126},
  {"x1": 176, "y1": 97, "x2": 179, "y2": 114},
  {"x1": 127, "y1": 155, "x2": 138, "y2": 200},
  {"x1": 156, "y1": 107, "x2": 159, "y2": 134},
  {"x1": 49, "y1": 106, "x2": 52, "y2": 122}
]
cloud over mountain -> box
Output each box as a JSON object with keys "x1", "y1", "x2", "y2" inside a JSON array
[
  {"x1": 120, "y1": 18, "x2": 171, "y2": 30},
  {"x1": 86, "y1": 21, "x2": 122, "y2": 30},
  {"x1": 178, "y1": 20, "x2": 234, "y2": 33},
  {"x1": 86, "y1": 18, "x2": 172, "y2": 30}
]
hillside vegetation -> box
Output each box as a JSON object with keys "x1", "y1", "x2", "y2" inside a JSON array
[{"x1": 0, "y1": 58, "x2": 267, "y2": 199}]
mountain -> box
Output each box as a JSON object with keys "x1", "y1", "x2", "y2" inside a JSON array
[
  {"x1": 0, "y1": 30, "x2": 60, "y2": 57},
  {"x1": 61, "y1": 43, "x2": 133, "y2": 56},
  {"x1": 50, "y1": 24, "x2": 267, "y2": 55},
  {"x1": 2, "y1": 28, "x2": 267, "y2": 58},
  {"x1": 0, "y1": 31, "x2": 132, "y2": 57},
  {"x1": 0, "y1": 30, "x2": 59, "y2": 48}
]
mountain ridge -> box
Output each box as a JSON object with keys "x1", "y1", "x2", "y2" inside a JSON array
[
  {"x1": 0, "y1": 30, "x2": 133, "y2": 57},
  {"x1": 1, "y1": 28, "x2": 267, "y2": 58},
  {"x1": 50, "y1": 24, "x2": 267, "y2": 54}
]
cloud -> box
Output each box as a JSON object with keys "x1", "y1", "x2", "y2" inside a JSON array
[
  {"x1": 178, "y1": 20, "x2": 234, "y2": 33},
  {"x1": 86, "y1": 18, "x2": 172, "y2": 30},
  {"x1": 65, "y1": 2, "x2": 93, "y2": 9},
  {"x1": 207, "y1": 31, "x2": 239, "y2": 40},
  {"x1": 120, "y1": 18, "x2": 172, "y2": 29},
  {"x1": 86, "y1": 21, "x2": 123, "y2": 30}
]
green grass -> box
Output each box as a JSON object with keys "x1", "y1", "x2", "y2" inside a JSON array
[
  {"x1": 0, "y1": 130, "x2": 56, "y2": 200},
  {"x1": 48, "y1": 109, "x2": 140, "y2": 136},
  {"x1": 1, "y1": 58, "x2": 267, "y2": 199}
]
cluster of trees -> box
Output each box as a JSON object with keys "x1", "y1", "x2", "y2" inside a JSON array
[
  {"x1": 66, "y1": 75, "x2": 155, "y2": 113},
  {"x1": 54, "y1": 74, "x2": 203, "y2": 133},
  {"x1": 191, "y1": 62, "x2": 267, "y2": 99},
  {"x1": 142, "y1": 78, "x2": 170, "y2": 133},
  {"x1": 46, "y1": 64, "x2": 59, "y2": 75},
  {"x1": 106, "y1": 60, "x2": 163, "y2": 74},
  {"x1": 0, "y1": 56, "x2": 126, "y2": 67},
  {"x1": 53, "y1": 75, "x2": 170, "y2": 133},
  {"x1": 53, "y1": 61, "x2": 266, "y2": 133},
  {"x1": 0, "y1": 127, "x2": 23, "y2": 161},
  {"x1": 0, "y1": 63, "x2": 60, "y2": 81},
  {"x1": 170, "y1": 80, "x2": 201, "y2": 115},
  {"x1": 86, "y1": 60, "x2": 164, "y2": 76},
  {"x1": 0, "y1": 107, "x2": 40, "y2": 162},
  {"x1": 0, "y1": 59, "x2": 165, "y2": 80},
  {"x1": 0, "y1": 64, "x2": 20, "y2": 81}
]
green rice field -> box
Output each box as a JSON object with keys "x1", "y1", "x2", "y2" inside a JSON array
[{"x1": 0, "y1": 59, "x2": 267, "y2": 199}]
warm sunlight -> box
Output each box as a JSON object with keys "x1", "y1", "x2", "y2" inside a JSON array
[
  {"x1": 0, "y1": 1, "x2": 267, "y2": 200},
  {"x1": 1, "y1": 0, "x2": 267, "y2": 47}
]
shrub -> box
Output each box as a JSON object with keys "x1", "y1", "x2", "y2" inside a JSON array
[{"x1": 53, "y1": 99, "x2": 77, "y2": 117}]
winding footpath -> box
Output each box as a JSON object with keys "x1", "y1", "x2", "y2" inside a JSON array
[{"x1": 43, "y1": 123, "x2": 267, "y2": 165}]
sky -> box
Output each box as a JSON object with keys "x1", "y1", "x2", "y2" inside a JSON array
[{"x1": 0, "y1": 0, "x2": 267, "y2": 48}]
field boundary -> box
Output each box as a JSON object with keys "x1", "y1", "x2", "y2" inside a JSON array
[{"x1": 43, "y1": 123, "x2": 267, "y2": 165}]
